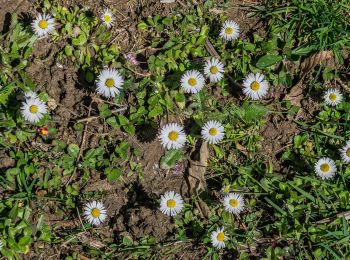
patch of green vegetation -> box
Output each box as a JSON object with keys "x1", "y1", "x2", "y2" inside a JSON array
[
  {"x1": 0, "y1": 0, "x2": 350, "y2": 259},
  {"x1": 252, "y1": 0, "x2": 350, "y2": 62}
]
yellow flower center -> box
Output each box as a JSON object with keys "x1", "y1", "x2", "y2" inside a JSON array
[
  {"x1": 346, "y1": 148, "x2": 350, "y2": 157},
  {"x1": 168, "y1": 131, "x2": 179, "y2": 141},
  {"x1": 91, "y1": 208, "x2": 101, "y2": 218},
  {"x1": 216, "y1": 232, "x2": 225, "y2": 242},
  {"x1": 29, "y1": 105, "x2": 38, "y2": 113},
  {"x1": 105, "y1": 78, "x2": 115, "y2": 88},
  {"x1": 209, "y1": 128, "x2": 218, "y2": 136},
  {"x1": 210, "y1": 66, "x2": 218, "y2": 74},
  {"x1": 229, "y1": 199, "x2": 238, "y2": 207},
  {"x1": 167, "y1": 199, "x2": 176, "y2": 208},
  {"x1": 250, "y1": 81, "x2": 260, "y2": 91},
  {"x1": 104, "y1": 15, "x2": 111, "y2": 22},
  {"x1": 38, "y1": 20, "x2": 48, "y2": 29},
  {"x1": 225, "y1": 27, "x2": 233, "y2": 35},
  {"x1": 188, "y1": 78, "x2": 197, "y2": 87},
  {"x1": 223, "y1": 186, "x2": 230, "y2": 193},
  {"x1": 320, "y1": 163, "x2": 330, "y2": 173},
  {"x1": 329, "y1": 93, "x2": 337, "y2": 101}
]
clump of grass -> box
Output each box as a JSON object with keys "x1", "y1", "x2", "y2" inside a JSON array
[{"x1": 252, "y1": 0, "x2": 350, "y2": 61}]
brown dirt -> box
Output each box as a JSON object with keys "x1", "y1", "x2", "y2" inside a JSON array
[{"x1": 260, "y1": 115, "x2": 298, "y2": 172}]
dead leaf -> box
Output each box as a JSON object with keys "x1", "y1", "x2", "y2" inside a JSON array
[
  {"x1": 35, "y1": 189, "x2": 48, "y2": 196},
  {"x1": 78, "y1": 254, "x2": 90, "y2": 260},
  {"x1": 187, "y1": 142, "x2": 208, "y2": 194},
  {"x1": 199, "y1": 140, "x2": 209, "y2": 166},
  {"x1": 185, "y1": 142, "x2": 210, "y2": 219},
  {"x1": 78, "y1": 234, "x2": 106, "y2": 249},
  {"x1": 284, "y1": 81, "x2": 304, "y2": 107},
  {"x1": 300, "y1": 50, "x2": 333, "y2": 75},
  {"x1": 195, "y1": 198, "x2": 211, "y2": 219},
  {"x1": 236, "y1": 143, "x2": 248, "y2": 156},
  {"x1": 284, "y1": 50, "x2": 334, "y2": 107}
]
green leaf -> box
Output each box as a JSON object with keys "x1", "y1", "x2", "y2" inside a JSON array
[
  {"x1": 160, "y1": 149, "x2": 185, "y2": 170},
  {"x1": 256, "y1": 55, "x2": 282, "y2": 69},
  {"x1": 118, "y1": 114, "x2": 129, "y2": 126},
  {"x1": 148, "y1": 106, "x2": 163, "y2": 118},
  {"x1": 67, "y1": 144, "x2": 80, "y2": 158},
  {"x1": 137, "y1": 22, "x2": 148, "y2": 30},
  {"x1": 115, "y1": 141, "x2": 129, "y2": 160},
  {"x1": 105, "y1": 167, "x2": 122, "y2": 182},
  {"x1": 64, "y1": 45, "x2": 73, "y2": 56},
  {"x1": 163, "y1": 40, "x2": 175, "y2": 49},
  {"x1": 106, "y1": 116, "x2": 119, "y2": 128}
]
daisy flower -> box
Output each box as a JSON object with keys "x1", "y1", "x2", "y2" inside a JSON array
[
  {"x1": 314, "y1": 157, "x2": 337, "y2": 179},
  {"x1": 180, "y1": 70, "x2": 205, "y2": 94},
  {"x1": 220, "y1": 20, "x2": 240, "y2": 41},
  {"x1": 223, "y1": 193, "x2": 245, "y2": 214},
  {"x1": 31, "y1": 13, "x2": 55, "y2": 37},
  {"x1": 21, "y1": 97, "x2": 47, "y2": 123},
  {"x1": 340, "y1": 141, "x2": 350, "y2": 163},
  {"x1": 323, "y1": 89, "x2": 343, "y2": 106},
  {"x1": 221, "y1": 185, "x2": 231, "y2": 195},
  {"x1": 83, "y1": 201, "x2": 107, "y2": 226},
  {"x1": 24, "y1": 91, "x2": 38, "y2": 99},
  {"x1": 160, "y1": 191, "x2": 184, "y2": 216},
  {"x1": 101, "y1": 8, "x2": 114, "y2": 28},
  {"x1": 96, "y1": 68, "x2": 124, "y2": 98},
  {"x1": 203, "y1": 58, "x2": 224, "y2": 83},
  {"x1": 159, "y1": 123, "x2": 187, "y2": 150},
  {"x1": 0, "y1": 240, "x2": 2, "y2": 250},
  {"x1": 211, "y1": 227, "x2": 227, "y2": 249},
  {"x1": 242, "y1": 73, "x2": 269, "y2": 100},
  {"x1": 201, "y1": 120, "x2": 224, "y2": 144}
]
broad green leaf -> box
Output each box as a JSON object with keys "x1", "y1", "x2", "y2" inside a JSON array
[
  {"x1": 256, "y1": 55, "x2": 282, "y2": 69},
  {"x1": 160, "y1": 149, "x2": 185, "y2": 170},
  {"x1": 67, "y1": 144, "x2": 80, "y2": 158}
]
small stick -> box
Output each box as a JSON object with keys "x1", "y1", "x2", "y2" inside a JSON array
[
  {"x1": 65, "y1": 104, "x2": 92, "y2": 185},
  {"x1": 76, "y1": 107, "x2": 128, "y2": 123},
  {"x1": 125, "y1": 66, "x2": 151, "y2": 77}
]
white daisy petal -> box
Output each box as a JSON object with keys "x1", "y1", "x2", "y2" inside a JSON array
[
  {"x1": 223, "y1": 193, "x2": 245, "y2": 214},
  {"x1": 323, "y1": 89, "x2": 343, "y2": 106},
  {"x1": 31, "y1": 13, "x2": 55, "y2": 37},
  {"x1": 21, "y1": 97, "x2": 47, "y2": 123},
  {"x1": 24, "y1": 91, "x2": 38, "y2": 99},
  {"x1": 96, "y1": 68, "x2": 124, "y2": 98},
  {"x1": 220, "y1": 20, "x2": 240, "y2": 41},
  {"x1": 314, "y1": 157, "x2": 337, "y2": 179},
  {"x1": 160, "y1": 191, "x2": 184, "y2": 216},
  {"x1": 211, "y1": 227, "x2": 227, "y2": 249},
  {"x1": 203, "y1": 58, "x2": 225, "y2": 83},
  {"x1": 242, "y1": 73, "x2": 269, "y2": 100},
  {"x1": 83, "y1": 201, "x2": 107, "y2": 226},
  {"x1": 159, "y1": 123, "x2": 187, "y2": 150},
  {"x1": 180, "y1": 70, "x2": 205, "y2": 94},
  {"x1": 201, "y1": 120, "x2": 224, "y2": 144},
  {"x1": 340, "y1": 140, "x2": 350, "y2": 164},
  {"x1": 101, "y1": 9, "x2": 114, "y2": 28}
]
